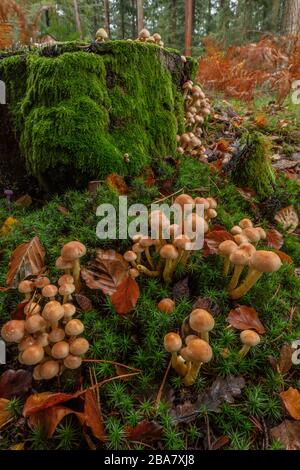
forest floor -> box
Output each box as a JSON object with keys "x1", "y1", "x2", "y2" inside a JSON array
[{"x1": 0, "y1": 94, "x2": 299, "y2": 451}]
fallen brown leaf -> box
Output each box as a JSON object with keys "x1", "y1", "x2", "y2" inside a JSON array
[
  {"x1": 28, "y1": 406, "x2": 80, "y2": 438},
  {"x1": 110, "y1": 276, "x2": 140, "y2": 315},
  {"x1": 172, "y1": 277, "x2": 190, "y2": 300},
  {"x1": 265, "y1": 228, "x2": 284, "y2": 250},
  {"x1": 23, "y1": 392, "x2": 79, "y2": 417},
  {"x1": 0, "y1": 369, "x2": 32, "y2": 399},
  {"x1": 84, "y1": 389, "x2": 106, "y2": 442},
  {"x1": 227, "y1": 305, "x2": 265, "y2": 334},
  {"x1": 280, "y1": 388, "x2": 300, "y2": 420},
  {"x1": 11, "y1": 301, "x2": 28, "y2": 320},
  {"x1": 204, "y1": 230, "x2": 234, "y2": 256},
  {"x1": 106, "y1": 173, "x2": 128, "y2": 195},
  {"x1": 81, "y1": 249, "x2": 128, "y2": 295},
  {"x1": 6, "y1": 237, "x2": 46, "y2": 288},
  {"x1": 274, "y1": 250, "x2": 294, "y2": 264},
  {"x1": 270, "y1": 420, "x2": 300, "y2": 450},
  {"x1": 0, "y1": 398, "x2": 13, "y2": 428},
  {"x1": 15, "y1": 194, "x2": 32, "y2": 208},
  {"x1": 277, "y1": 343, "x2": 296, "y2": 375},
  {"x1": 126, "y1": 420, "x2": 163, "y2": 443},
  {"x1": 74, "y1": 294, "x2": 93, "y2": 312}
]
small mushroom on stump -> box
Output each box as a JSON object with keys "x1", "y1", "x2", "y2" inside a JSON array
[{"x1": 239, "y1": 330, "x2": 261, "y2": 358}]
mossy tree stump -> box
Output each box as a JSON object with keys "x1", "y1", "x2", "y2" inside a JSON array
[{"x1": 0, "y1": 41, "x2": 197, "y2": 191}]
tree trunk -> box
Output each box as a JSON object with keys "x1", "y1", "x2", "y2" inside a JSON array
[
  {"x1": 120, "y1": 0, "x2": 125, "y2": 39},
  {"x1": 73, "y1": 0, "x2": 83, "y2": 40},
  {"x1": 104, "y1": 0, "x2": 110, "y2": 36},
  {"x1": 131, "y1": 0, "x2": 137, "y2": 38},
  {"x1": 283, "y1": 0, "x2": 300, "y2": 34},
  {"x1": 171, "y1": 0, "x2": 177, "y2": 48},
  {"x1": 184, "y1": 0, "x2": 193, "y2": 56},
  {"x1": 271, "y1": 0, "x2": 280, "y2": 32},
  {"x1": 137, "y1": 0, "x2": 144, "y2": 32}
]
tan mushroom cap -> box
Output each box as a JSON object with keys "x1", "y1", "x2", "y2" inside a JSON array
[
  {"x1": 63, "y1": 303, "x2": 76, "y2": 319},
  {"x1": 240, "y1": 330, "x2": 261, "y2": 347},
  {"x1": 132, "y1": 243, "x2": 144, "y2": 254},
  {"x1": 234, "y1": 234, "x2": 249, "y2": 245},
  {"x1": 153, "y1": 32, "x2": 161, "y2": 42},
  {"x1": 61, "y1": 241, "x2": 86, "y2": 261},
  {"x1": 206, "y1": 197, "x2": 217, "y2": 209},
  {"x1": 59, "y1": 283, "x2": 75, "y2": 296},
  {"x1": 132, "y1": 234, "x2": 143, "y2": 243},
  {"x1": 124, "y1": 250, "x2": 138, "y2": 262},
  {"x1": 185, "y1": 334, "x2": 198, "y2": 345},
  {"x1": 218, "y1": 240, "x2": 238, "y2": 256},
  {"x1": 194, "y1": 197, "x2": 210, "y2": 210},
  {"x1": 21, "y1": 345, "x2": 44, "y2": 365},
  {"x1": 239, "y1": 218, "x2": 253, "y2": 229},
  {"x1": 39, "y1": 360, "x2": 60, "y2": 380},
  {"x1": 239, "y1": 242, "x2": 256, "y2": 257},
  {"x1": 180, "y1": 346, "x2": 191, "y2": 361},
  {"x1": 184, "y1": 213, "x2": 208, "y2": 234},
  {"x1": 42, "y1": 284, "x2": 58, "y2": 298},
  {"x1": 138, "y1": 28, "x2": 151, "y2": 40},
  {"x1": 160, "y1": 244, "x2": 179, "y2": 260},
  {"x1": 157, "y1": 298, "x2": 175, "y2": 314},
  {"x1": 96, "y1": 28, "x2": 108, "y2": 39},
  {"x1": 64, "y1": 354, "x2": 82, "y2": 369},
  {"x1": 33, "y1": 365, "x2": 42, "y2": 381},
  {"x1": 242, "y1": 227, "x2": 260, "y2": 243},
  {"x1": 231, "y1": 225, "x2": 243, "y2": 235},
  {"x1": 35, "y1": 332, "x2": 49, "y2": 347},
  {"x1": 169, "y1": 224, "x2": 181, "y2": 238},
  {"x1": 129, "y1": 268, "x2": 140, "y2": 279},
  {"x1": 56, "y1": 256, "x2": 73, "y2": 270},
  {"x1": 48, "y1": 328, "x2": 65, "y2": 343},
  {"x1": 51, "y1": 341, "x2": 70, "y2": 359},
  {"x1": 1, "y1": 320, "x2": 25, "y2": 343},
  {"x1": 24, "y1": 302, "x2": 41, "y2": 316},
  {"x1": 25, "y1": 314, "x2": 46, "y2": 334},
  {"x1": 206, "y1": 208, "x2": 218, "y2": 219},
  {"x1": 34, "y1": 277, "x2": 50, "y2": 289},
  {"x1": 186, "y1": 338, "x2": 213, "y2": 363},
  {"x1": 65, "y1": 319, "x2": 84, "y2": 336},
  {"x1": 139, "y1": 236, "x2": 155, "y2": 248},
  {"x1": 256, "y1": 227, "x2": 267, "y2": 240},
  {"x1": 248, "y1": 250, "x2": 282, "y2": 273},
  {"x1": 18, "y1": 280, "x2": 33, "y2": 294},
  {"x1": 189, "y1": 309, "x2": 215, "y2": 333},
  {"x1": 164, "y1": 332, "x2": 182, "y2": 353},
  {"x1": 18, "y1": 335, "x2": 36, "y2": 352},
  {"x1": 69, "y1": 337, "x2": 89, "y2": 356},
  {"x1": 229, "y1": 249, "x2": 249, "y2": 266},
  {"x1": 42, "y1": 301, "x2": 64, "y2": 323},
  {"x1": 174, "y1": 194, "x2": 195, "y2": 210},
  {"x1": 58, "y1": 274, "x2": 74, "y2": 286},
  {"x1": 173, "y1": 234, "x2": 191, "y2": 250}
]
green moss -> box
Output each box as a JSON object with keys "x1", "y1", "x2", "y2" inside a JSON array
[
  {"x1": 231, "y1": 132, "x2": 276, "y2": 199},
  {"x1": 0, "y1": 41, "x2": 196, "y2": 189}
]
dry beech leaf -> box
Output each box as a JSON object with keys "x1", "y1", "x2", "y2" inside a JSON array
[
  {"x1": 236, "y1": 187, "x2": 256, "y2": 202},
  {"x1": 274, "y1": 250, "x2": 294, "y2": 265},
  {"x1": 0, "y1": 398, "x2": 13, "y2": 428},
  {"x1": 204, "y1": 230, "x2": 234, "y2": 256},
  {"x1": 110, "y1": 276, "x2": 140, "y2": 315},
  {"x1": 15, "y1": 194, "x2": 32, "y2": 208},
  {"x1": 172, "y1": 277, "x2": 190, "y2": 300},
  {"x1": 270, "y1": 420, "x2": 300, "y2": 450},
  {"x1": 0, "y1": 369, "x2": 32, "y2": 399},
  {"x1": 227, "y1": 305, "x2": 265, "y2": 334},
  {"x1": 28, "y1": 406, "x2": 80, "y2": 438},
  {"x1": 198, "y1": 375, "x2": 246, "y2": 413},
  {"x1": 84, "y1": 389, "x2": 106, "y2": 442},
  {"x1": 6, "y1": 237, "x2": 45, "y2": 288},
  {"x1": 126, "y1": 420, "x2": 163, "y2": 443},
  {"x1": 274, "y1": 206, "x2": 299, "y2": 233},
  {"x1": 277, "y1": 343, "x2": 296, "y2": 375},
  {"x1": 280, "y1": 388, "x2": 300, "y2": 420},
  {"x1": 265, "y1": 228, "x2": 284, "y2": 250},
  {"x1": 81, "y1": 249, "x2": 129, "y2": 296},
  {"x1": 10, "y1": 443, "x2": 25, "y2": 450},
  {"x1": 23, "y1": 392, "x2": 79, "y2": 417},
  {"x1": 11, "y1": 301, "x2": 28, "y2": 320},
  {"x1": 106, "y1": 173, "x2": 128, "y2": 195}
]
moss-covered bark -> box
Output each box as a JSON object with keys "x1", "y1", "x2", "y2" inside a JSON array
[{"x1": 0, "y1": 41, "x2": 197, "y2": 191}]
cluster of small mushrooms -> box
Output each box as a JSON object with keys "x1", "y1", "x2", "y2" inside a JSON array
[
  {"x1": 123, "y1": 194, "x2": 218, "y2": 283},
  {"x1": 164, "y1": 306, "x2": 262, "y2": 386},
  {"x1": 164, "y1": 308, "x2": 214, "y2": 386},
  {"x1": 1, "y1": 241, "x2": 89, "y2": 381},
  {"x1": 176, "y1": 81, "x2": 211, "y2": 158},
  {"x1": 218, "y1": 218, "x2": 282, "y2": 299},
  {"x1": 137, "y1": 28, "x2": 164, "y2": 47}
]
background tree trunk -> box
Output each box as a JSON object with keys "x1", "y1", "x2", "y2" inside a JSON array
[
  {"x1": 104, "y1": 0, "x2": 110, "y2": 35},
  {"x1": 170, "y1": 0, "x2": 177, "y2": 48},
  {"x1": 283, "y1": 0, "x2": 300, "y2": 34},
  {"x1": 73, "y1": 0, "x2": 83, "y2": 40},
  {"x1": 184, "y1": 0, "x2": 193, "y2": 56},
  {"x1": 137, "y1": 0, "x2": 144, "y2": 32},
  {"x1": 271, "y1": 0, "x2": 280, "y2": 32}
]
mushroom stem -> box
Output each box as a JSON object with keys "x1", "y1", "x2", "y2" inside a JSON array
[
  {"x1": 223, "y1": 256, "x2": 230, "y2": 276},
  {"x1": 238, "y1": 344, "x2": 251, "y2": 358},
  {"x1": 201, "y1": 331, "x2": 209, "y2": 343},
  {"x1": 163, "y1": 259, "x2": 173, "y2": 284},
  {"x1": 176, "y1": 355, "x2": 188, "y2": 377},
  {"x1": 145, "y1": 247, "x2": 155, "y2": 269},
  {"x1": 183, "y1": 361, "x2": 202, "y2": 386},
  {"x1": 63, "y1": 294, "x2": 70, "y2": 304},
  {"x1": 72, "y1": 259, "x2": 81, "y2": 291},
  {"x1": 229, "y1": 269, "x2": 262, "y2": 299},
  {"x1": 228, "y1": 265, "x2": 245, "y2": 291},
  {"x1": 137, "y1": 264, "x2": 160, "y2": 277}
]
